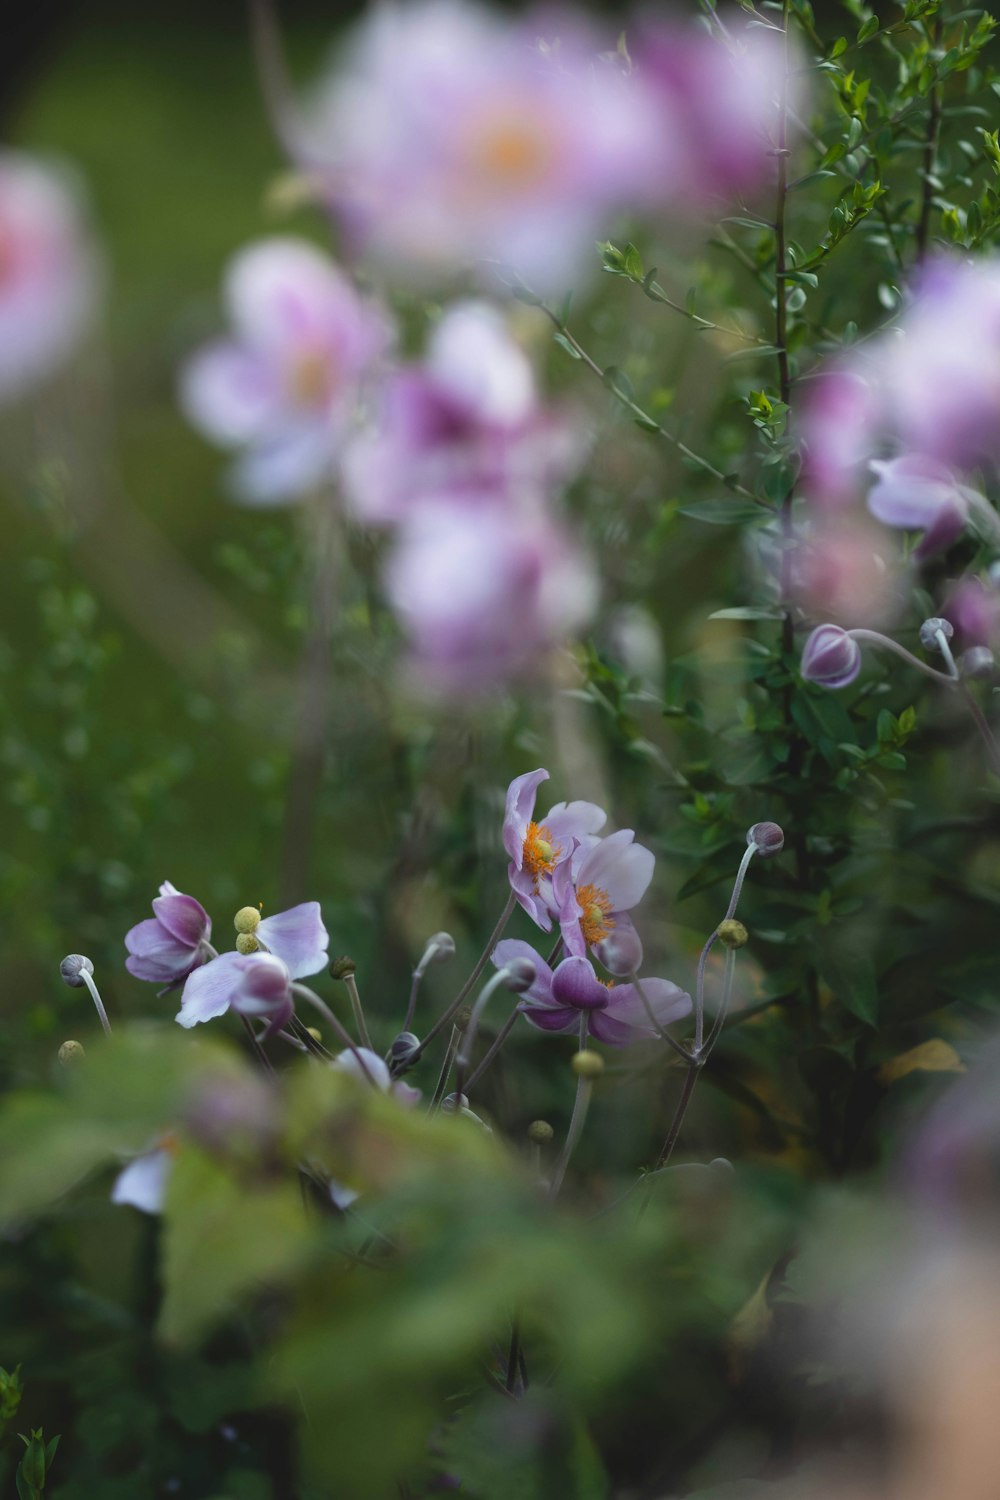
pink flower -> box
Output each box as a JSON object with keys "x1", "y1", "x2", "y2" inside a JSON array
[
  {"x1": 502, "y1": 768, "x2": 606, "y2": 931},
  {"x1": 383, "y1": 502, "x2": 598, "y2": 695},
  {"x1": 125, "y1": 881, "x2": 211, "y2": 986},
  {"x1": 553, "y1": 829, "x2": 655, "y2": 962},
  {"x1": 492, "y1": 939, "x2": 690, "y2": 1046},
  {"x1": 298, "y1": 0, "x2": 660, "y2": 291},
  {"x1": 866, "y1": 456, "x2": 973, "y2": 559},
  {"x1": 180, "y1": 237, "x2": 393, "y2": 504},
  {"x1": 175, "y1": 951, "x2": 294, "y2": 1033},
  {"x1": 343, "y1": 301, "x2": 576, "y2": 524},
  {"x1": 0, "y1": 150, "x2": 99, "y2": 403}
]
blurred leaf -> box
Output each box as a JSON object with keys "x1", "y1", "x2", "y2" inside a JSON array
[{"x1": 879, "y1": 1039, "x2": 966, "y2": 1084}]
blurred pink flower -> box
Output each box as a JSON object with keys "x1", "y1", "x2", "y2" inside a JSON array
[
  {"x1": 631, "y1": 16, "x2": 790, "y2": 205},
  {"x1": 299, "y1": 0, "x2": 660, "y2": 290},
  {"x1": 0, "y1": 150, "x2": 99, "y2": 403},
  {"x1": 944, "y1": 575, "x2": 1000, "y2": 648},
  {"x1": 343, "y1": 301, "x2": 577, "y2": 524},
  {"x1": 180, "y1": 236, "x2": 393, "y2": 504},
  {"x1": 790, "y1": 517, "x2": 901, "y2": 629},
  {"x1": 384, "y1": 501, "x2": 598, "y2": 695}
]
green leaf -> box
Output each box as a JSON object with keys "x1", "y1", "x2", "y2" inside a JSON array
[
  {"x1": 708, "y1": 607, "x2": 786, "y2": 621},
  {"x1": 602, "y1": 365, "x2": 635, "y2": 402},
  {"x1": 676, "y1": 498, "x2": 765, "y2": 526},
  {"x1": 552, "y1": 331, "x2": 582, "y2": 360},
  {"x1": 816, "y1": 943, "x2": 879, "y2": 1025}
]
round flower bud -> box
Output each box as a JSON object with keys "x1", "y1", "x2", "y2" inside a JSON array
[
  {"x1": 329, "y1": 955, "x2": 357, "y2": 980},
  {"x1": 441, "y1": 1091, "x2": 470, "y2": 1113},
  {"x1": 58, "y1": 1039, "x2": 85, "y2": 1066},
  {"x1": 424, "y1": 932, "x2": 455, "y2": 965},
  {"x1": 306, "y1": 1027, "x2": 322, "y2": 1043},
  {"x1": 235, "y1": 932, "x2": 259, "y2": 955},
  {"x1": 747, "y1": 822, "x2": 784, "y2": 858},
  {"x1": 571, "y1": 1049, "x2": 605, "y2": 1080},
  {"x1": 919, "y1": 617, "x2": 954, "y2": 651},
  {"x1": 502, "y1": 957, "x2": 537, "y2": 994},
  {"x1": 717, "y1": 919, "x2": 749, "y2": 949},
  {"x1": 527, "y1": 1119, "x2": 554, "y2": 1144},
  {"x1": 455, "y1": 1005, "x2": 474, "y2": 1031},
  {"x1": 234, "y1": 906, "x2": 261, "y2": 934},
  {"x1": 960, "y1": 646, "x2": 996, "y2": 679},
  {"x1": 60, "y1": 953, "x2": 95, "y2": 989},
  {"x1": 800, "y1": 624, "x2": 862, "y2": 689},
  {"x1": 388, "y1": 1031, "x2": 421, "y2": 1068}
]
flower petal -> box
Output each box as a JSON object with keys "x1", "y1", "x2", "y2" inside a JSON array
[
  {"x1": 519, "y1": 1001, "x2": 579, "y2": 1034},
  {"x1": 333, "y1": 1047, "x2": 391, "y2": 1090},
  {"x1": 593, "y1": 913, "x2": 643, "y2": 977},
  {"x1": 257, "y1": 901, "x2": 329, "y2": 979},
  {"x1": 577, "y1": 829, "x2": 655, "y2": 912},
  {"x1": 125, "y1": 919, "x2": 202, "y2": 985},
  {"x1": 492, "y1": 939, "x2": 553, "y2": 1005},
  {"x1": 551, "y1": 956, "x2": 609, "y2": 1011},
  {"x1": 589, "y1": 978, "x2": 692, "y2": 1047},
  {"x1": 176, "y1": 951, "x2": 244, "y2": 1028},
  {"x1": 151, "y1": 890, "x2": 210, "y2": 946},
  {"x1": 503, "y1": 768, "x2": 549, "y2": 864},
  {"x1": 111, "y1": 1150, "x2": 173, "y2": 1214},
  {"x1": 542, "y1": 800, "x2": 607, "y2": 846}
]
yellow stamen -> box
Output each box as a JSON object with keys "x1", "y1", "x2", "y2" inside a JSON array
[
  {"x1": 522, "y1": 820, "x2": 561, "y2": 892},
  {"x1": 576, "y1": 884, "x2": 615, "y2": 947},
  {"x1": 471, "y1": 117, "x2": 550, "y2": 187},
  {"x1": 289, "y1": 348, "x2": 335, "y2": 408}
]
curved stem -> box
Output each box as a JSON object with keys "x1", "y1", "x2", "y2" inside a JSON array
[
  {"x1": 291, "y1": 982, "x2": 378, "y2": 1085},
  {"x1": 415, "y1": 892, "x2": 517, "y2": 1060},
  {"x1": 548, "y1": 1017, "x2": 593, "y2": 1198},
  {"x1": 463, "y1": 1004, "x2": 521, "y2": 1095},
  {"x1": 79, "y1": 969, "x2": 112, "y2": 1037},
  {"x1": 453, "y1": 967, "x2": 514, "y2": 1106},
  {"x1": 846, "y1": 629, "x2": 957, "y2": 685},
  {"x1": 344, "y1": 972, "x2": 373, "y2": 1051}
]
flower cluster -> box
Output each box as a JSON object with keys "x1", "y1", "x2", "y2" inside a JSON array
[
  {"x1": 496, "y1": 768, "x2": 690, "y2": 1046},
  {"x1": 297, "y1": 0, "x2": 785, "y2": 293},
  {"x1": 125, "y1": 881, "x2": 329, "y2": 1034}
]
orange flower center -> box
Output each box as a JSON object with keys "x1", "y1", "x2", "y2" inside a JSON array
[
  {"x1": 522, "y1": 821, "x2": 561, "y2": 892},
  {"x1": 289, "y1": 348, "x2": 335, "y2": 408},
  {"x1": 471, "y1": 115, "x2": 551, "y2": 187},
  {"x1": 576, "y1": 884, "x2": 615, "y2": 947}
]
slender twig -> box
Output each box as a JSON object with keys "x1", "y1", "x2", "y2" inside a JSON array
[
  {"x1": 78, "y1": 968, "x2": 112, "y2": 1037},
  {"x1": 428, "y1": 1025, "x2": 462, "y2": 1111},
  {"x1": 291, "y1": 982, "x2": 378, "y2": 1084},
  {"x1": 413, "y1": 892, "x2": 517, "y2": 1060},
  {"x1": 915, "y1": 17, "x2": 943, "y2": 261},
  {"x1": 463, "y1": 1004, "x2": 521, "y2": 1094},
  {"x1": 344, "y1": 972, "x2": 374, "y2": 1051}
]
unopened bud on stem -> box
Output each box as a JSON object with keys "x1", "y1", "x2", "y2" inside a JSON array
[
  {"x1": 571, "y1": 1050, "x2": 604, "y2": 1080},
  {"x1": 919, "y1": 617, "x2": 954, "y2": 651},
  {"x1": 330, "y1": 956, "x2": 357, "y2": 980},
  {"x1": 717, "y1": 919, "x2": 749, "y2": 949},
  {"x1": 747, "y1": 822, "x2": 784, "y2": 858},
  {"x1": 502, "y1": 957, "x2": 536, "y2": 994},
  {"x1": 527, "y1": 1119, "x2": 554, "y2": 1144},
  {"x1": 58, "y1": 1040, "x2": 85, "y2": 1066},
  {"x1": 59, "y1": 954, "x2": 94, "y2": 988}
]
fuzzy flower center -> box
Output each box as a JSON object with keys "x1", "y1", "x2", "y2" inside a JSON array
[
  {"x1": 470, "y1": 114, "x2": 551, "y2": 187},
  {"x1": 521, "y1": 820, "x2": 561, "y2": 890},
  {"x1": 576, "y1": 884, "x2": 615, "y2": 946},
  {"x1": 289, "y1": 347, "x2": 335, "y2": 408}
]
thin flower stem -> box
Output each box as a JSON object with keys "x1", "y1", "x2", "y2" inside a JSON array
[
  {"x1": 402, "y1": 970, "x2": 422, "y2": 1034},
  {"x1": 538, "y1": 304, "x2": 764, "y2": 504},
  {"x1": 344, "y1": 972, "x2": 374, "y2": 1051},
  {"x1": 629, "y1": 973, "x2": 692, "y2": 1063},
  {"x1": 79, "y1": 968, "x2": 112, "y2": 1037},
  {"x1": 241, "y1": 1014, "x2": 276, "y2": 1075},
  {"x1": 959, "y1": 683, "x2": 1000, "y2": 777},
  {"x1": 549, "y1": 1077, "x2": 592, "y2": 1200},
  {"x1": 545, "y1": 934, "x2": 564, "y2": 966},
  {"x1": 291, "y1": 982, "x2": 378, "y2": 1085},
  {"x1": 846, "y1": 629, "x2": 957, "y2": 685},
  {"x1": 453, "y1": 967, "x2": 513, "y2": 1107},
  {"x1": 694, "y1": 844, "x2": 755, "y2": 1050},
  {"x1": 463, "y1": 1004, "x2": 521, "y2": 1095},
  {"x1": 428, "y1": 1025, "x2": 461, "y2": 1111},
  {"x1": 416, "y1": 892, "x2": 517, "y2": 1058},
  {"x1": 702, "y1": 947, "x2": 737, "y2": 1057},
  {"x1": 504, "y1": 1316, "x2": 523, "y2": 1396}
]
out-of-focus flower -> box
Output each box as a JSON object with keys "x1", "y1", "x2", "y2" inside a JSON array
[
  {"x1": 790, "y1": 516, "x2": 901, "y2": 629},
  {"x1": 944, "y1": 575, "x2": 1000, "y2": 648},
  {"x1": 299, "y1": 0, "x2": 661, "y2": 291},
  {"x1": 180, "y1": 236, "x2": 393, "y2": 504},
  {"x1": 328, "y1": 1048, "x2": 420, "y2": 1207},
  {"x1": 0, "y1": 150, "x2": 99, "y2": 403},
  {"x1": 111, "y1": 1136, "x2": 177, "y2": 1215},
  {"x1": 343, "y1": 301, "x2": 577, "y2": 524},
  {"x1": 804, "y1": 256, "x2": 1000, "y2": 509},
  {"x1": 175, "y1": 951, "x2": 294, "y2": 1033},
  {"x1": 631, "y1": 18, "x2": 789, "y2": 205},
  {"x1": 553, "y1": 829, "x2": 655, "y2": 961},
  {"x1": 492, "y1": 938, "x2": 691, "y2": 1045},
  {"x1": 502, "y1": 767, "x2": 606, "y2": 932},
  {"x1": 125, "y1": 881, "x2": 211, "y2": 986},
  {"x1": 800, "y1": 624, "x2": 862, "y2": 689},
  {"x1": 383, "y1": 502, "x2": 598, "y2": 695},
  {"x1": 867, "y1": 456, "x2": 973, "y2": 559}
]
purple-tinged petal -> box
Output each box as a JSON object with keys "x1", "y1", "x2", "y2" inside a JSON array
[
  {"x1": 125, "y1": 919, "x2": 203, "y2": 985},
  {"x1": 179, "y1": 341, "x2": 280, "y2": 445},
  {"x1": 507, "y1": 865, "x2": 553, "y2": 932},
  {"x1": 257, "y1": 901, "x2": 329, "y2": 979},
  {"x1": 542, "y1": 799, "x2": 607, "y2": 847},
  {"x1": 577, "y1": 830, "x2": 655, "y2": 913},
  {"x1": 392, "y1": 1080, "x2": 422, "y2": 1108},
  {"x1": 503, "y1": 769, "x2": 549, "y2": 864},
  {"x1": 551, "y1": 957, "x2": 609, "y2": 1011},
  {"x1": 593, "y1": 913, "x2": 644, "y2": 977},
  {"x1": 176, "y1": 951, "x2": 245, "y2": 1029},
  {"x1": 229, "y1": 954, "x2": 293, "y2": 1021},
  {"x1": 111, "y1": 1149, "x2": 173, "y2": 1214},
  {"x1": 228, "y1": 423, "x2": 338, "y2": 506},
  {"x1": 552, "y1": 858, "x2": 587, "y2": 958},
  {"x1": 589, "y1": 978, "x2": 692, "y2": 1047},
  {"x1": 800, "y1": 624, "x2": 862, "y2": 689},
  {"x1": 492, "y1": 939, "x2": 553, "y2": 1007},
  {"x1": 333, "y1": 1047, "x2": 392, "y2": 1090},
  {"x1": 519, "y1": 1002, "x2": 579, "y2": 1034},
  {"x1": 151, "y1": 891, "x2": 210, "y2": 947}
]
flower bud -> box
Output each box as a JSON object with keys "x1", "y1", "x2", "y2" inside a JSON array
[
  {"x1": 388, "y1": 1031, "x2": 421, "y2": 1068},
  {"x1": 59, "y1": 953, "x2": 94, "y2": 989},
  {"x1": 306, "y1": 1027, "x2": 322, "y2": 1043},
  {"x1": 502, "y1": 957, "x2": 537, "y2": 994},
  {"x1": 746, "y1": 822, "x2": 784, "y2": 858},
  {"x1": 235, "y1": 932, "x2": 259, "y2": 955},
  {"x1": 717, "y1": 919, "x2": 749, "y2": 949},
  {"x1": 423, "y1": 932, "x2": 455, "y2": 965},
  {"x1": 571, "y1": 1049, "x2": 604, "y2": 1080},
  {"x1": 960, "y1": 646, "x2": 996, "y2": 679},
  {"x1": 919, "y1": 616, "x2": 954, "y2": 651},
  {"x1": 441, "y1": 1091, "x2": 470, "y2": 1112},
  {"x1": 455, "y1": 1005, "x2": 474, "y2": 1031},
  {"x1": 329, "y1": 955, "x2": 357, "y2": 980},
  {"x1": 800, "y1": 624, "x2": 862, "y2": 689},
  {"x1": 234, "y1": 906, "x2": 261, "y2": 934},
  {"x1": 527, "y1": 1119, "x2": 554, "y2": 1144},
  {"x1": 58, "y1": 1039, "x2": 85, "y2": 1066}
]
